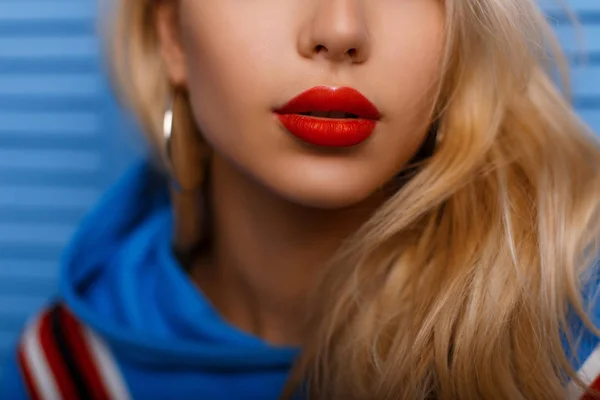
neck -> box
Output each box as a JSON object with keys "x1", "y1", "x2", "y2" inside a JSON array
[{"x1": 190, "y1": 154, "x2": 384, "y2": 346}]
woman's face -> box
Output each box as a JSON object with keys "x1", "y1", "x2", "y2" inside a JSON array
[{"x1": 157, "y1": 0, "x2": 445, "y2": 209}]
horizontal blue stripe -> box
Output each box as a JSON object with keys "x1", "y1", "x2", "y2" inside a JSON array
[
  {"x1": 542, "y1": 0, "x2": 600, "y2": 11},
  {"x1": 0, "y1": 148, "x2": 101, "y2": 172},
  {"x1": 0, "y1": 111, "x2": 99, "y2": 135},
  {"x1": 0, "y1": 210, "x2": 89, "y2": 228},
  {"x1": 0, "y1": 2, "x2": 95, "y2": 22},
  {"x1": 0, "y1": 277, "x2": 57, "y2": 295},
  {"x1": 573, "y1": 96, "x2": 600, "y2": 108},
  {"x1": 0, "y1": 185, "x2": 99, "y2": 209},
  {"x1": 548, "y1": 12, "x2": 600, "y2": 24},
  {"x1": 570, "y1": 52, "x2": 600, "y2": 65},
  {"x1": 0, "y1": 222, "x2": 76, "y2": 246},
  {"x1": 0, "y1": 74, "x2": 100, "y2": 97},
  {"x1": 0, "y1": 282, "x2": 57, "y2": 303},
  {"x1": 0, "y1": 244, "x2": 65, "y2": 263},
  {"x1": 0, "y1": 21, "x2": 94, "y2": 36},
  {"x1": 0, "y1": 170, "x2": 105, "y2": 188},
  {"x1": 0, "y1": 59, "x2": 100, "y2": 75},
  {"x1": 0, "y1": 137, "x2": 104, "y2": 155},
  {"x1": 0, "y1": 97, "x2": 102, "y2": 112},
  {"x1": 0, "y1": 36, "x2": 98, "y2": 59},
  {"x1": 0, "y1": 259, "x2": 58, "y2": 280}
]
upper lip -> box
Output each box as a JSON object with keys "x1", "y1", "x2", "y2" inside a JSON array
[{"x1": 275, "y1": 86, "x2": 381, "y2": 120}]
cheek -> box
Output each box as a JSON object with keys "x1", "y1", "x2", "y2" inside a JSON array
[
  {"x1": 176, "y1": 2, "x2": 293, "y2": 115},
  {"x1": 176, "y1": 7, "x2": 275, "y2": 146},
  {"x1": 179, "y1": 29, "x2": 249, "y2": 124},
  {"x1": 363, "y1": 5, "x2": 445, "y2": 179},
  {"x1": 371, "y1": 3, "x2": 445, "y2": 119}
]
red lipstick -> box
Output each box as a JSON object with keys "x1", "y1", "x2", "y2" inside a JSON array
[{"x1": 275, "y1": 86, "x2": 381, "y2": 148}]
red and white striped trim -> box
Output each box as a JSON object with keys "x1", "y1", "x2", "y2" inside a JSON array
[
  {"x1": 82, "y1": 327, "x2": 131, "y2": 400},
  {"x1": 567, "y1": 343, "x2": 600, "y2": 399},
  {"x1": 18, "y1": 313, "x2": 60, "y2": 400},
  {"x1": 17, "y1": 306, "x2": 131, "y2": 400}
]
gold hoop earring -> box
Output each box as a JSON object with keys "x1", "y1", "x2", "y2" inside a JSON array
[
  {"x1": 163, "y1": 97, "x2": 174, "y2": 159},
  {"x1": 162, "y1": 96, "x2": 183, "y2": 192},
  {"x1": 163, "y1": 94, "x2": 212, "y2": 270}
]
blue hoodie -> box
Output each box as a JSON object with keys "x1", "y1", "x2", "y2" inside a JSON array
[
  {"x1": 0, "y1": 160, "x2": 298, "y2": 399},
  {"x1": 2, "y1": 159, "x2": 600, "y2": 399}
]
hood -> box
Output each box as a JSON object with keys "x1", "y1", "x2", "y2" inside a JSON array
[{"x1": 59, "y1": 159, "x2": 297, "y2": 370}]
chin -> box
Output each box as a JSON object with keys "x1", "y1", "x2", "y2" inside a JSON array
[
  {"x1": 216, "y1": 139, "x2": 402, "y2": 210},
  {"x1": 286, "y1": 189, "x2": 371, "y2": 210},
  {"x1": 266, "y1": 171, "x2": 384, "y2": 210}
]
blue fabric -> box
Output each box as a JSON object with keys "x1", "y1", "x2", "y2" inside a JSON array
[
  {"x1": 1, "y1": 158, "x2": 600, "y2": 398},
  {"x1": 0, "y1": 350, "x2": 29, "y2": 399},
  {"x1": 563, "y1": 266, "x2": 600, "y2": 372},
  {"x1": 0, "y1": 159, "x2": 298, "y2": 399}
]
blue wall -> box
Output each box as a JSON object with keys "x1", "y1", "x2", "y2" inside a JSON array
[
  {"x1": 0, "y1": 0, "x2": 142, "y2": 368},
  {"x1": 546, "y1": 0, "x2": 600, "y2": 130},
  {"x1": 0, "y1": 0, "x2": 599, "y2": 373}
]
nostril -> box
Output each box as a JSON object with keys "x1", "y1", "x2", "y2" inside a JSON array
[
  {"x1": 315, "y1": 44, "x2": 327, "y2": 53},
  {"x1": 347, "y1": 48, "x2": 357, "y2": 57}
]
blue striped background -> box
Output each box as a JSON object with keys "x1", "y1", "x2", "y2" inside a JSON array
[
  {"x1": 0, "y1": 0, "x2": 598, "y2": 373},
  {"x1": 0, "y1": 0, "x2": 141, "y2": 369}
]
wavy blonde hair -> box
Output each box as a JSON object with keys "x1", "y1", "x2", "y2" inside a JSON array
[{"x1": 105, "y1": 0, "x2": 600, "y2": 398}]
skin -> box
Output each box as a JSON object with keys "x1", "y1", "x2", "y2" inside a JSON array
[{"x1": 155, "y1": 0, "x2": 445, "y2": 345}]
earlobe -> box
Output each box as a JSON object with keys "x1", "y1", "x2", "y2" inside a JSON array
[{"x1": 154, "y1": 0, "x2": 187, "y2": 87}]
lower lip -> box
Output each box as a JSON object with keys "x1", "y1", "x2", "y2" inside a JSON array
[{"x1": 276, "y1": 114, "x2": 378, "y2": 147}]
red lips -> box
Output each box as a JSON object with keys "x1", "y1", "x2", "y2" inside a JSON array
[{"x1": 274, "y1": 86, "x2": 381, "y2": 148}]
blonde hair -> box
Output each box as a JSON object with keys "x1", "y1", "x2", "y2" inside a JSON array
[{"x1": 105, "y1": 0, "x2": 600, "y2": 398}]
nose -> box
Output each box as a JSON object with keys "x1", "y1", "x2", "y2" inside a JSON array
[{"x1": 298, "y1": 0, "x2": 370, "y2": 64}]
